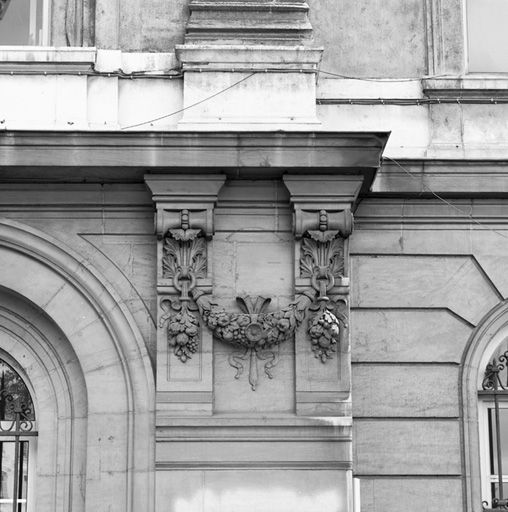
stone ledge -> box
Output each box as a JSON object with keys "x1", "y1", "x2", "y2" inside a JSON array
[
  {"x1": 423, "y1": 75, "x2": 508, "y2": 98},
  {"x1": 176, "y1": 44, "x2": 323, "y2": 72},
  {"x1": 0, "y1": 46, "x2": 96, "y2": 72},
  {"x1": 374, "y1": 159, "x2": 508, "y2": 195},
  {"x1": 156, "y1": 414, "x2": 353, "y2": 428}
]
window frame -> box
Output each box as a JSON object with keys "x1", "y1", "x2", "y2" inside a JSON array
[
  {"x1": 0, "y1": 0, "x2": 51, "y2": 47},
  {"x1": 0, "y1": 357, "x2": 38, "y2": 512},
  {"x1": 478, "y1": 397, "x2": 508, "y2": 506},
  {"x1": 464, "y1": 0, "x2": 508, "y2": 74}
]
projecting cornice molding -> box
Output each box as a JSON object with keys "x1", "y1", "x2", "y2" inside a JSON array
[
  {"x1": 184, "y1": 0, "x2": 313, "y2": 45},
  {"x1": 0, "y1": 131, "x2": 389, "y2": 182}
]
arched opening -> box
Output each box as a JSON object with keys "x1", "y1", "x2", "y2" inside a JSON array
[
  {"x1": 462, "y1": 301, "x2": 508, "y2": 511},
  {"x1": 0, "y1": 357, "x2": 36, "y2": 512},
  {"x1": 0, "y1": 219, "x2": 155, "y2": 512}
]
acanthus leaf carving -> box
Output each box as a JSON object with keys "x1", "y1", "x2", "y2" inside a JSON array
[
  {"x1": 160, "y1": 219, "x2": 208, "y2": 363},
  {"x1": 162, "y1": 233, "x2": 207, "y2": 281},
  {"x1": 299, "y1": 212, "x2": 349, "y2": 364},
  {"x1": 300, "y1": 235, "x2": 344, "y2": 279},
  {"x1": 158, "y1": 204, "x2": 351, "y2": 385}
]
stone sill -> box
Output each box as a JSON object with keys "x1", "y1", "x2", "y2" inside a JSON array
[
  {"x1": 423, "y1": 75, "x2": 508, "y2": 98},
  {"x1": 0, "y1": 47, "x2": 180, "y2": 74},
  {"x1": 0, "y1": 46, "x2": 95, "y2": 73}
]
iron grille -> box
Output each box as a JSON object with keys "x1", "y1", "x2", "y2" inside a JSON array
[{"x1": 482, "y1": 351, "x2": 508, "y2": 510}]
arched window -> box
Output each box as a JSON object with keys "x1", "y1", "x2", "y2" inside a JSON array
[
  {"x1": 0, "y1": 359, "x2": 36, "y2": 512},
  {"x1": 479, "y1": 344, "x2": 508, "y2": 510}
]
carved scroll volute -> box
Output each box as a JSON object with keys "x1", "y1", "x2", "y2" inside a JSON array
[
  {"x1": 298, "y1": 209, "x2": 351, "y2": 363},
  {"x1": 283, "y1": 174, "x2": 362, "y2": 414},
  {"x1": 145, "y1": 174, "x2": 225, "y2": 417},
  {"x1": 159, "y1": 210, "x2": 207, "y2": 363}
]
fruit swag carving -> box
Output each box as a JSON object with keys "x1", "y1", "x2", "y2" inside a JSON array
[{"x1": 159, "y1": 209, "x2": 348, "y2": 389}]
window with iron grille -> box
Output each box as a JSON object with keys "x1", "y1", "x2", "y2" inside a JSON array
[
  {"x1": 0, "y1": 359, "x2": 36, "y2": 512},
  {"x1": 480, "y1": 349, "x2": 508, "y2": 510}
]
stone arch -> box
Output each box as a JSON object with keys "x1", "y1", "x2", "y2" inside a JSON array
[
  {"x1": 0, "y1": 219, "x2": 155, "y2": 512},
  {"x1": 0, "y1": 288, "x2": 87, "y2": 512},
  {"x1": 461, "y1": 299, "x2": 508, "y2": 511}
]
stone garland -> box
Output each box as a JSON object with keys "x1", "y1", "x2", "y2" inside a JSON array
[{"x1": 159, "y1": 220, "x2": 348, "y2": 389}]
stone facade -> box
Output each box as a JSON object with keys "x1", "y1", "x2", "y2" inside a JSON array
[{"x1": 0, "y1": 1, "x2": 506, "y2": 512}]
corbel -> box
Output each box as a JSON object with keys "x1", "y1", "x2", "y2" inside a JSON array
[
  {"x1": 283, "y1": 174, "x2": 363, "y2": 415},
  {"x1": 145, "y1": 173, "x2": 226, "y2": 417},
  {"x1": 146, "y1": 173, "x2": 313, "y2": 392}
]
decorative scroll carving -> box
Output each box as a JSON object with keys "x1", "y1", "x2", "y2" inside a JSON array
[
  {"x1": 158, "y1": 203, "x2": 350, "y2": 386},
  {"x1": 191, "y1": 291, "x2": 313, "y2": 390},
  {"x1": 482, "y1": 350, "x2": 508, "y2": 391},
  {"x1": 300, "y1": 210, "x2": 348, "y2": 363},
  {"x1": 159, "y1": 210, "x2": 207, "y2": 363}
]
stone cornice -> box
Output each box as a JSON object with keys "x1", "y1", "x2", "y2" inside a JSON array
[
  {"x1": 185, "y1": 0, "x2": 312, "y2": 45},
  {"x1": 0, "y1": 131, "x2": 388, "y2": 184},
  {"x1": 376, "y1": 159, "x2": 508, "y2": 196}
]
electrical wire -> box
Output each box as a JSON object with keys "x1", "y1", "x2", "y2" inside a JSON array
[
  {"x1": 318, "y1": 69, "x2": 446, "y2": 82},
  {"x1": 120, "y1": 72, "x2": 256, "y2": 130},
  {"x1": 383, "y1": 156, "x2": 508, "y2": 240}
]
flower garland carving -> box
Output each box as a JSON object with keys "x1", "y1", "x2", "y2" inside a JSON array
[
  {"x1": 158, "y1": 208, "x2": 349, "y2": 388},
  {"x1": 191, "y1": 291, "x2": 314, "y2": 390}
]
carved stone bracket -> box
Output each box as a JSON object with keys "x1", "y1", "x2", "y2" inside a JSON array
[
  {"x1": 159, "y1": 211, "x2": 207, "y2": 363},
  {"x1": 283, "y1": 173, "x2": 365, "y2": 413},
  {"x1": 145, "y1": 173, "x2": 226, "y2": 414},
  {"x1": 159, "y1": 223, "x2": 319, "y2": 387},
  {"x1": 300, "y1": 220, "x2": 349, "y2": 362}
]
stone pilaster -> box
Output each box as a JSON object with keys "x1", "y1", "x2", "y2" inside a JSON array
[{"x1": 145, "y1": 174, "x2": 226, "y2": 419}]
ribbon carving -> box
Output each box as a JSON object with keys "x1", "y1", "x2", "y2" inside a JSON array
[
  {"x1": 190, "y1": 291, "x2": 313, "y2": 390},
  {"x1": 159, "y1": 207, "x2": 350, "y2": 389}
]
